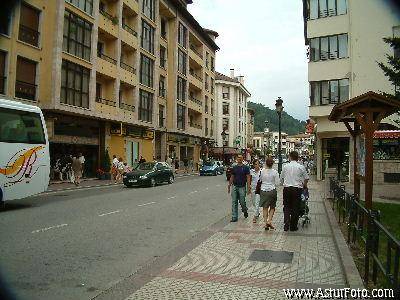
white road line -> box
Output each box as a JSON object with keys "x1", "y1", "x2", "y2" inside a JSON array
[
  {"x1": 98, "y1": 210, "x2": 121, "y2": 217},
  {"x1": 32, "y1": 223, "x2": 68, "y2": 234},
  {"x1": 205, "y1": 187, "x2": 209, "y2": 190},
  {"x1": 137, "y1": 202, "x2": 156, "y2": 207},
  {"x1": 167, "y1": 196, "x2": 176, "y2": 200},
  {"x1": 216, "y1": 184, "x2": 221, "y2": 187}
]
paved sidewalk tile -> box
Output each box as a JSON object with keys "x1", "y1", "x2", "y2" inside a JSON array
[{"x1": 125, "y1": 181, "x2": 347, "y2": 299}]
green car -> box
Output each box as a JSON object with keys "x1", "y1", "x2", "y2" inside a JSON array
[{"x1": 123, "y1": 162, "x2": 174, "y2": 187}]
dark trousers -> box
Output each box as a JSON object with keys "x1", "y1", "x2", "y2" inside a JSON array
[{"x1": 283, "y1": 187, "x2": 302, "y2": 231}]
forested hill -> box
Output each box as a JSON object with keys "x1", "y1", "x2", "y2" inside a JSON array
[{"x1": 248, "y1": 102, "x2": 307, "y2": 135}]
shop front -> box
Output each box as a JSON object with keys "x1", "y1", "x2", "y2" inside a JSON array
[
  {"x1": 166, "y1": 133, "x2": 201, "y2": 168},
  {"x1": 46, "y1": 114, "x2": 100, "y2": 179},
  {"x1": 373, "y1": 130, "x2": 400, "y2": 183},
  {"x1": 321, "y1": 137, "x2": 350, "y2": 182},
  {"x1": 108, "y1": 123, "x2": 154, "y2": 167}
]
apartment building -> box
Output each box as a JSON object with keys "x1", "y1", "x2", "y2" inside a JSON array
[
  {"x1": 215, "y1": 69, "x2": 251, "y2": 153},
  {"x1": 302, "y1": 0, "x2": 400, "y2": 181},
  {"x1": 246, "y1": 108, "x2": 255, "y2": 148},
  {"x1": 0, "y1": 0, "x2": 218, "y2": 176}
]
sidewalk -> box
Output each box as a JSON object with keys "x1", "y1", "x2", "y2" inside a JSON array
[
  {"x1": 122, "y1": 180, "x2": 359, "y2": 300},
  {"x1": 47, "y1": 170, "x2": 198, "y2": 192}
]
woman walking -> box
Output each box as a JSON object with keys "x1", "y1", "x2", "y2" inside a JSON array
[
  {"x1": 250, "y1": 160, "x2": 262, "y2": 223},
  {"x1": 71, "y1": 156, "x2": 83, "y2": 186},
  {"x1": 259, "y1": 157, "x2": 280, "y2": 230}
]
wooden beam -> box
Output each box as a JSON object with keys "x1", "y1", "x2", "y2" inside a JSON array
[
  {"x1": 344, "y1": 121, "x2": 356, "y2": 137},
  {"x1": 353, "y1": 123, "x2": 360, "y2": 198},
  {"x1": 354, "y1": 113, "x2": 368, "y2": 130},
  {"x1": 372, "y1": 111, "x2": 388, "y2": 131}
]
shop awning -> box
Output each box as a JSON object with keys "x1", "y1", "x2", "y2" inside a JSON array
[
  {"x1": 210, "y1": 147, "x2": 240, "y2": 155},
  {"x1": 373, "y1": 130, "x2": 400, "y2": 139}
]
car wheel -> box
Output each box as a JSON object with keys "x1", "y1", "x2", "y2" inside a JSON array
[
  {"x1": 168, "y1": 175, "x2": 174, "y2": 184},
  {"x1": 213, "y1": 171, "x2": 217, "y2": 176},
  {"x1": 150, "y1": 178, "x2": 156, "y2": 187}
]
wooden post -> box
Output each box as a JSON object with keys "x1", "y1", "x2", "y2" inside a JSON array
[
  {"x1": 364, "y1": 111, "x2": 374, "y2": 210},
  {"x1": 354, "y1": 123, "x2": 360, "y2": 198}
]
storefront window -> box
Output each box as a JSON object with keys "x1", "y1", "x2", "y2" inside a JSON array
[{"x1": 322, "y1": 137, "x2": 349, "y2": 181}]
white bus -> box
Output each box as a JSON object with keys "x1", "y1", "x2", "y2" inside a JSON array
[{"x1": 0, "y1": 98, "x2": 50, "y2": 206}]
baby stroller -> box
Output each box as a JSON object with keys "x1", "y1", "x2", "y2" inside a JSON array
[{"x1": 299, "y1": 188, "x2": 310, "y2": 227}]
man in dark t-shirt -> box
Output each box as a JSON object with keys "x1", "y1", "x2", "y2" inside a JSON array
[{"x1": 228, "y1": 155, "x2": 251, "y2": 222}]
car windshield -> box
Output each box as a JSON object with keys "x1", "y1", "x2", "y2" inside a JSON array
[
  {"x1": 137, "y1": 162, "x2": 155, "y2": 170},
  {"x1": 204, "y1": 161, "x2": 215, "y2": 166}
]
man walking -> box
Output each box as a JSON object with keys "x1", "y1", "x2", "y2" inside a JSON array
[
  {"x1": 228, "y1": 155, "x2": 251, "y2": 222},
  {"x1": 280, "y1": 151, "x2": 309, "y2": 231}
]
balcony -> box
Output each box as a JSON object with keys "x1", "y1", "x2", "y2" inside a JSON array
[
  {"x1": 97, "y1": 51, "x2": 117, "y2": 77},
  {"x1": 100, "y1": 8, "x2": 118, "y2": 24},
  {"x1": 15, "y1": 80, "x2": 36, "y2": 101},
  {"x1": 18, "y1": 24, "x2": 39, "y2": 47},
  {"x1": 123, "y1": 0, "x2": 139, "y2": 14},
  {"x1": 122, "y1": 22, "x2": 137, "y2": 37},
  {"x1": 189, "y1": 44, "x2": 203, "y2": 59},
  {"x1": 99, "y1": 9, "x2": 118, "y2": 36},
  {"x1": 98, "y1": 52, "x2": 117, "y2": 65},
  {"x1": 189, "y1": 95, "x2": 202, "y2": 106},
  {"x1": 189, "y1": 122, "x2": 202, "y2": 129},
  {"x1": 120, "y1": 61, "x2": 135, "y2": 74},
  {"x1": 119, "y1": 101, "x2": 135, "y2": 112},
  {"x1": 96, "y1": 96, "x2": 116, "y2": 107}
]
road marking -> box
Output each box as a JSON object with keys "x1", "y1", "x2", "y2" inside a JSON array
[
  {"x1": 216, "y1": 184, "x2": 221, "y2": 187},
  {"x1": 137, "y1": 202, "x2": 156, "y2": 207},
  {"x1": 205, "y1": 187, "x2": 209, "y2": 190},
  {"x1": 167, "y1": 196, "x2": 176, "y2": 200},
  {"x1": 32, "y1": 223, "x2": 68, "y2": 234},
  {"x1": 99, "y1": 210, "x2": 121, "y2": 217},
  {"x1": 189, "y1": 190, "x2": 198, "y2": 195}
]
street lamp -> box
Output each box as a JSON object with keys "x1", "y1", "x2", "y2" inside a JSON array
[
  {"x1": 221, "y1": 129, "x2": 227, "y2": 164},
  {"x1": 275, "y1": 97, "x2": 284, "y2": 174},
  {"x1": 263, "y1": 120, "x2": 269, "y2": 159}
]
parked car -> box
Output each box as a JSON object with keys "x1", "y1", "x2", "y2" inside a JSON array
[
  {"x1": 199, "y1": 160, "x2": 220, "y2": 176},
  {"x1": 123, "y1": 162, "x2": 174, "y2": 187},
  {"x1": 215, "y1": 161, "x2": 225, "y2": 174}
]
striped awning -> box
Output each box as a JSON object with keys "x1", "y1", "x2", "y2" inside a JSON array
[{"x1": 373, "y1": 130, "x2": 400, "y2": 139}]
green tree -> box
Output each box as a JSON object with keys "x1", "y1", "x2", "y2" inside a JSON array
[{"x1": 378, "y1": 37, "x2": 400, "y2": 100}]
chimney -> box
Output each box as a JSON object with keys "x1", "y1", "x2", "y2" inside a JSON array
[
  {"x1": 237, "y1": 75, "x2": 244, "y2": 85},
  {"x1": 230, "y1": 68, "x2": 235, "y2": 78}
]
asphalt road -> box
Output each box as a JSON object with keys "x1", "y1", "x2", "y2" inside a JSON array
[{"x1": 0, "y1": 174, "x2": 230, "y2": 300}]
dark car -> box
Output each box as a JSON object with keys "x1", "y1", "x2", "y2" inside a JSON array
[
  {"x1": 123, "y1": 162, "x2": 174, "y2": 187},
  {"x1": 199, "y1": 160, "x2": 219, "y2": 176}
]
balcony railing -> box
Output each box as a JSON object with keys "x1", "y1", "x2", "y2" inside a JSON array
[
  {"x1": 189, "y1": 69, "x2": 203, "y2": 82},
  {"x1": 189, "y1": 122, "x2": 202, "y2": 129},
  {"x1": 96, "y1": 96, "x2": 116, "y2": 107},
  {"x1": 189, "y1": 44, "x2": 203, "y2": 59},
  {"x1": 122, "y1": 23, "x2": 137, "y2": 37},
  {"x1": 120, "y1": 61, "x2": 136, "y2": 73},
  {"x1": 119, "y1": 101, "x2": 135, "y2": 112},
  {"x1": 0, "y1": 76, "x2": 6, "y2": 94},
  {"x1": 19, "y1": 24, "x2": 39, "y2": 47},
  {"x1": 98, "y1": 52, "x2": 117, "y2": 65},
  {"x1": 189, "y1": 96, "x2": 202, "y2": 106},
  {"x1": 15, "y1": 80, "x2": 36, "y2": 101},
  {"x1": 100, "y1": 9, "x2": 118, "y2": 24}
]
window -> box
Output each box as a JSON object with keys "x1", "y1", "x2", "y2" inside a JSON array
[
  {"x1": 160, "y1": 46, "x2": 166, "y2": 68},
  {"x1": 222, "y1": 86, "x2": 229, "y2": 99},
  {"x1": 222, "y1": 118, "x2": 229, "y2": 130},
  {"x1": 159, "y1": 75, "x2": 166, "y2": 98},
  {"x1": 0, "y1": 51, "x2": 6, "y2": 94},
  {"x1": 0, "y1": 107, "x2": 45, "y2": 144},
  {"x1": 60, "y1": 59, "x2": 90, "y2": 108},
  {"x1": 142, "y1": 0, "x2": 155, "y2": 21},
  {"x1": 178, "y1": 23, "x2": 187, "y2": 48},
  {"x1": 205, "y1": 52, "x2": 209, "y2": 69},
  {"x1": 140, "y1": 54, "x2": 154, "y2": 88},
  {"x1": 222, "y1": 103, "x2": 229, "y2": 115},
  {"x1": 309, "y1": 34, "x2": 348, "y2": 62},
  {"x1": 211, "y1": 99, "x2": 214, "y2": 116},
  {"x1": 19, "y1": 3, "x2": 40, "y2": 47},
  {"x1": 308, "y1": 0, "x2": 347, "y2": 20},
  {"x1": 141, "y1": 20, "x2": 155, "y2": 54},
  {"x1": 205, "y1": 73, "x2": 209, "y2": 90},
  {"x1": 139, "y1": 89, "x2": 153, "y2": 122},
  {"x1": 177, "y1": 76, "x2": 186, "y2": 102},
  {"x1": 204, "y1": 118, "x2": 208, "y2": 136},
  {"x1": 204, "y1": 95, "x2": 208, "y2": 113},
  {"x1": 210, "y1": 120, "x2": 214, "y2": 136},
  {"x1": 0, "y1": 14, "x2": 11, "y2": 36},
  {"x1": 178, "y1": 49, "x2": 187, "y2": 75},
  {"x1": 211, "y1": 78, "x2": 214, "y2": 94},
  {"x1": 310, "y1": 78, "x2": 349, "y2": 106},
  {"x1": 15, "y1": 56, "x2": 37, "y2": 101},
  {"x1": 63, "y1": 10, "x2": 92, "y2": 61},
  {"x1": 211, "y1": 56, "x2": 215, "y2": 72},
  {"x1": 160, "y1": 18, "x2": 167, "y2": 39},
  {"x1": 159, "y1": 104, "x2": 165, "y2": 127},
  {"x1": 177, "y1": 104, "x2": 185, "y2": 130},
  {"x1": 66, "y1": 0, "x2": 93, "y2": 15}
]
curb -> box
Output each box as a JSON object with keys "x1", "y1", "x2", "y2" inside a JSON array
[{"x1": 323, "y1": 195, "x2": 364, "y2": 289}]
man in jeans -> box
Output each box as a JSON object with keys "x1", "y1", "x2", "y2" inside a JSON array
[
  {"x1": 228, "y1": 155, "x2": 251, "y2": 222},
  {"x1": 281, "y1": 151, "x2": 309, "y2": 231}
]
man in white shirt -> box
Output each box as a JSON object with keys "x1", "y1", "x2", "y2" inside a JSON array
[
  {"x1": 280, "y1": 151, "x2": 309, "y2": 231},
  {"x1": 78, "y1": 153, "x2": 85, "y2": 178}
]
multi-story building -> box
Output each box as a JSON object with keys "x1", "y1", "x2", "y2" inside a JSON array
[
  {"x1": 246, "y1": 108, "x2": 255, "y2": 147},
  {"x1": 286, "y1": 133, "x2": 314, "y2": 157},
  {"x1": 215, "y1": 69, "x2": 251, "y2": 151},
  {"x1": 302, "y1": 0, "x2": 400, "y2": 181},
  {"x1": 0, "y1": 0, "x2": 218, "y2": 176}
]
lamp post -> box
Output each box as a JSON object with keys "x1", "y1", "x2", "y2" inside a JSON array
[
  {"x1": 264, "y1": 120, "x2": 269, "y2": 159},
  {"x1": 221, "y1": 129, "x2": 227, "y2": 164},
  {"x1": 275, "y1": 97, "x2": 284, "y2": 174}
]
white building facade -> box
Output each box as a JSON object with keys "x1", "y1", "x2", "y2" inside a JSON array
[
  {"x1": 302, "y1": 0, "x2": 400, "y2": 181},
  {"x1": 215, "y1": 69, "x2": 251, "y2": 150}
]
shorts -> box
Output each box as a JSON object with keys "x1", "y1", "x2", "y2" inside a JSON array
[{"x1": 259, "y1": 189, "x2": 277, "y2": 209}]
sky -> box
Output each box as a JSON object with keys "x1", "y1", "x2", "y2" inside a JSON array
[{"x1": 188, "y1": 0, "x2": 309, "y2": 121}]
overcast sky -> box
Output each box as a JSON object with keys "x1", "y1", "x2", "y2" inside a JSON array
[{"x1": 188, "y1": 0, "x2": 309, "y2": 121}]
